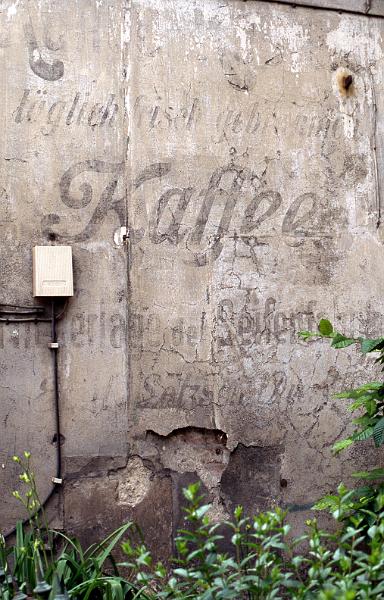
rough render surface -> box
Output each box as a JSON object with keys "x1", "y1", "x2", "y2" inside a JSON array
[{"x1": 1, "y1": 0, "x2": 384, "y2": 552}]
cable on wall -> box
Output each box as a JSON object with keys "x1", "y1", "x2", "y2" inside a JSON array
[{"x1": 2, "y1": 300, "x2": 66, "y2": 539}]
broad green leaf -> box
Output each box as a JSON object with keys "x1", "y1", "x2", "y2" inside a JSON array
[
  {"x1": 332, "y1": 438, "x2": 354, "y2": 454},
  {"x1": 336, "y1": 482, "x2": 349, "y2": 496},
  {"x1": 348, "y1": 396, "x2": 377, "y2": 412},
  {"x1": 183, "y1": 482, "x2": 200, "y2": 501},
  {"x1": 352, "y1": 468, "x2": 384, "y2": 480},
  {"x1": 173, "y1": 568, "x2": 189, "y2": 578},
  {"x1": 353, "y1": 426, "x2": 374, "y2": 442},
  {"x1": 234, "y1": 505, "x2": 243, "y2": 520},
  {"x1": 360, "y1": 338, "x2": 384, "y2": 354},
  {"x1": 331, "y1": 333, "x2": 355, "y2": 348},
  {"x1": 318, "y1": 319, "x2": 333, "y2": 336},
  {"x1": 334, "y1": 382, "x2": 383, "y2": 399},
  {"x1": 352, "y1": 415, "x2": 375, "y2": 427},
  {"x1": 194, "y1": 505, "x2": 211, "y2": 519},
  {"x1": 357, "y1": 382, "x2": 383, "y2": 390},
  {"x1": 367, "y1": 525, "x2": 378, "y2": 538},
  {"x1": 373, "y1": 417, "x2": 384, "y2": 447},
  {"x1": 334, "y1": 390, "x2": 360, "y2": 399},
  {"x1": 312, "y1": 495, "x2": 339, "y2": 511}
]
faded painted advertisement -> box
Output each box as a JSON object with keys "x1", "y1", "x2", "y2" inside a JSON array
[{"x1": 1, "y1": 0, "x2": 384, "y2": 550}]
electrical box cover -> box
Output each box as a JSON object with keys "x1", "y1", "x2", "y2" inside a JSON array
[{"x1": 33, "y1": 246, "x2": 73, "y2": 297}]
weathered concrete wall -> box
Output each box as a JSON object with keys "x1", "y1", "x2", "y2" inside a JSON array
[{"x1": 1, "y1": 0, "x2": 384, "y2": 552}]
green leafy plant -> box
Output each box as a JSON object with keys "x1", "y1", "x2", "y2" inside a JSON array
[
  {"x1": 0, "y1": 453, "x2": 144, "y2": 600},
  {"x1": 4, "y1": 457, "x2": 384, "y2": 599},
  {"x1": 300, "y1": 319, "x2": 384, "y2": 525},
  {"x1": 122, "y1": 482, "x2": 384, "y2": 599}
]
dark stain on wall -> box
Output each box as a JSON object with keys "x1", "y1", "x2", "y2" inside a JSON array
[{"x1": 221, "y1": 444, "x2": 283, "y2": 514}]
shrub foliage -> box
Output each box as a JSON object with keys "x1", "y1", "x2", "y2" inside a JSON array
[{"x1": 2, "y1": 320, "x2": 384, "y2": 598}]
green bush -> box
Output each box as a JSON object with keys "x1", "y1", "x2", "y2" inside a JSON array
[
  {"x1": 4, "y1": 320, "x2": 384, "y2": 599},
  {"x1": 0, "y1": 453, "x2": 142, "y2": 600},
  {"x1": 0, "y1": 455, "x2": 384, "y2": 600},
  {"x1": 300, "y1": 319, "x2": 384, "y2": 529},
  {"x1": 4, "y1": 474, "x2": 384, "y2": 599},
  {"x1": 122, "y1": 481, "x2": 384, "y2": 599}
]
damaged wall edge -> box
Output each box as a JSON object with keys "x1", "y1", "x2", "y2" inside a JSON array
[
  {"x1": 255, "y1": 0, "x2": 384, "y2": 18},
  {"x1": 145, "y1": 426, "x2": 228, "y2": 445}
]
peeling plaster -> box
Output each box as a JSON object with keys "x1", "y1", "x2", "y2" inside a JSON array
[{"x1": 116, "y1": 456, "x2": 152, "y2": 507}]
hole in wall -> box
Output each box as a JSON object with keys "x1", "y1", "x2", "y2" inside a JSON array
[{"x1": 52, "y1": 433, "x2": 65, "y2": 445}]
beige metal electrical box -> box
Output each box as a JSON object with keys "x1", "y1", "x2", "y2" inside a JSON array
[{"x1": 33, "y1": 246, "x2": 73, "y2": 297}]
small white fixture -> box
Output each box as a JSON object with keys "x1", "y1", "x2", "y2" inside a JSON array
[{"x1": 33, "y1": 246, "x2": 73, "y2": 297}]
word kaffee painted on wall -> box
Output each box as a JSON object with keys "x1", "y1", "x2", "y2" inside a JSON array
[{"x1": 44, "y1": 159, "x2": 356, "y2": 267}]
